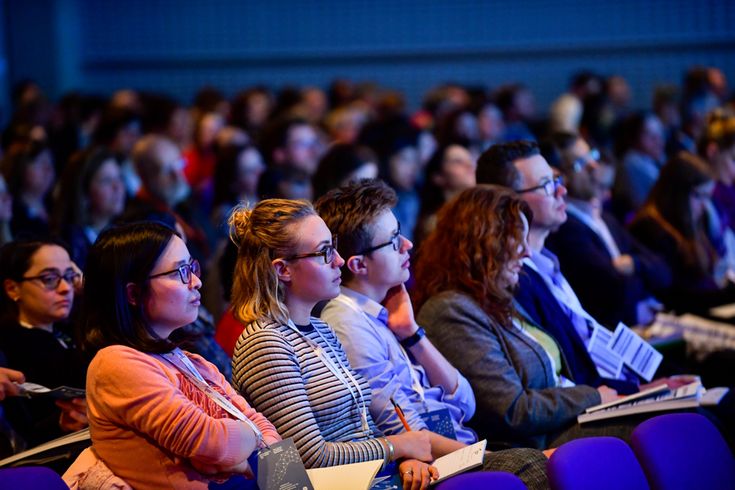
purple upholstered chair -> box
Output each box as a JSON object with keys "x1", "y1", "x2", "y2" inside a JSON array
[
  {"x1": 630, "y1": 413, "x2": 735, "y2": 490},
  {"x1": 0, "y1": 466, "x2": 68, "y2": 490},
  {"x1": 435, "y1": 471, "x2": 528, "y2": 490},
  {"x1": 547, "y1": 437, "x2": 650, "y2": 490}
]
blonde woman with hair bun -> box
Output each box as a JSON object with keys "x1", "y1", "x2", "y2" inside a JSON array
[{"x1": 229, "y1": 199, "x2": 440, "y2": 489}]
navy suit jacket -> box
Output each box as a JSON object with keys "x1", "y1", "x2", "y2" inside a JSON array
[
  {"x1": 515, "y1": 264, "x2": 639, "y2": 394},
  {"x1": 546, "y1": 212, "x2": 672, "y2": 327}
]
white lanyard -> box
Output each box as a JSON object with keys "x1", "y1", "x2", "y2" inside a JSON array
[
  {"x1": 332, "y1": 295, "x2": 427, "y2": 406},
  {"x1": 161, "y1": 348, "x2": 267, "y2": 447},
  {"x1": 284, "y1": 319, "x2": 371, "y2": 436}
]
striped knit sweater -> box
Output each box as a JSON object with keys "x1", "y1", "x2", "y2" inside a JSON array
[{"x1": 232, "y1": 317, "x2": 387, "y2": 468}]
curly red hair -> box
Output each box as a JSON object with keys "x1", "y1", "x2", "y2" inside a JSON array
[{"x1": 413, "y1": 184, "x2": 532, "y2": 325}]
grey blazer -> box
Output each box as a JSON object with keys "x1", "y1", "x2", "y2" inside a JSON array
[{"x1": 416, "y1": 290, "x2": 601, "y2": 449}]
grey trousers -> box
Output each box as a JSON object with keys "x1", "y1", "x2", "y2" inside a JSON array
[{"x1": 484, "y1": 447, "x2": 549, "y2": 490}]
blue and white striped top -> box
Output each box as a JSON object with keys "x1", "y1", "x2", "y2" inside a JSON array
[{"x1": 232, "y1": 317, "x2": 386, "y2": 468}]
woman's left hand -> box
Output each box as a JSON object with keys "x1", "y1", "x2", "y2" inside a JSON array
[
  {"x1": 398, "y1": 459, "x2": 439, "y2": 490},
  {"x1": 56, "y1": 397, "x2": 88, "y2": 432}
]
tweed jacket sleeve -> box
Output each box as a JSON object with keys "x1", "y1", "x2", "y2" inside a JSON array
[{"x1": 417, "y1": 291, "x2": 600, "y2": 442}]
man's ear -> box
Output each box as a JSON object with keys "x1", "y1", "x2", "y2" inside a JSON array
[
  {"x1": 3, "y1": 279, "x2": 20, "y2": 302},
  {"x1": 345, "y1": 255, "x2": 368, "y2": 277},
  {"x1": 272, "y1": 259, "x2": 292, "y2": 285},
  {"x1": 126, "y1": 283, "x2": 141, "y2": 306}
]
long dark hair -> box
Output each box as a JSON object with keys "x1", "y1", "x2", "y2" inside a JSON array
[
  {"x1": 634, "y1": 151, "x2": 715, "y2": 274},
  {"x1": 80, "y1": 221, "x2": 178, "y2": 354},
  {"x1": 53, "y1": 146, "x2": 120, "y2": 231}
]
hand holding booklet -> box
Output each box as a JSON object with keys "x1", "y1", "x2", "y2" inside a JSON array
[
  {"x1": 578, "y1": 380, "x2": 729, "y2": 424},
  {"x1": 302, "y1": 440, "x2": 488, "y2": 489},
  {"x1": 17, "y1": 382, "x2": 85, "y2": 400},
  {"x1": 430, "y1": 439, "x2": 487, "y2": 485}
]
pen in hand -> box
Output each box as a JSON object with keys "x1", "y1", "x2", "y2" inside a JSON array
[{"x1": 390, "y1": 397, "x2": 411, "y2": 431}]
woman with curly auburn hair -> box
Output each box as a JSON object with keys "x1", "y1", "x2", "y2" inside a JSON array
[{"x1": 414, "y1": 184, "x2": 621, "y2": 450}]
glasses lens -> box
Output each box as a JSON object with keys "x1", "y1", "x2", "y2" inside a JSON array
[
  {"x1": 41, "y1": 274, "x2": 60, "y2": 290},
  {"x1": 325, "y1": 246, "x2": 334, "y2": 264},
  {"x1": 63, "y1": 272, "x2": 81, "y2": 288},
  {"x1": 179, "y1": 265, "x2": 190, "y2": 284},
  {"x1": 179, "y1": 260, "x2": 201, "y2": 283}
]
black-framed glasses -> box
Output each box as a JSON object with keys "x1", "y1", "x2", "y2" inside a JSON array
[
  {"x1": 149, "y1": 259, "x2": 201, "y2": 284},
  {"x1": 358, "y1": 223, "x2": 402, "y2": 255},
  {"x1": 517, "y1": 176, "x2": 564, "y2": 197},
  {"x1": 283, "y1": 236, "x2": 339, "y2": 264},
  {"x1": 21, "y1": 270, "x2": 81, "y2": 291},
  {"x1": 571, "y1": 148, "x2": 600, "y2": 173}
]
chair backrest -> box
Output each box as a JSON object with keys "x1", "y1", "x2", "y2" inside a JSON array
[
  {"x1": 435, "y1": 471, "x2": 528, "y2": 490},
  {"x1": 547, "y1": 436, "x2": 650, "y2": 490},
  {"x1": 630, "y1": 412, "x2": 735, "y2": 490},
  {"x1": 0, "y1": 466, "x2": 69, "y2": 490}
]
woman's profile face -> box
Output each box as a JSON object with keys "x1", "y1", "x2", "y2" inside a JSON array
[
  {"x1": 236, "y1": 148, "x2": 266, "y2": 196},
  {"x1": 143, "y1": 235, "x2": 202, "y2": 340},
  {"x1": 23, "y1": 150, "x2": 55, "y2": 196},
  {"x1": 498, "y1": 213, "x2": 531, "y2": 290},
  {"x1": 440, "y1": 145, "x2": 476, "y2": 192},
  {"x1": 88, "y1": 159, "x2": 125, "y2": 219},
  {"x1": 5, "y1": 245, "x2": 76, "y2": 327},
  {"x1": 280, "y1": 215, "x2": 344, "y2": 305}
]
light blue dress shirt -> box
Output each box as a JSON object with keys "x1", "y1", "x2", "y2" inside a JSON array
[{"x1": 320, "y1": 287, "x2": 477, "y2": 444}]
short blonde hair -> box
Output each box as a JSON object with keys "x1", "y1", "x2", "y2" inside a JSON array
[{"x1": 228, "y1": 199, "x2": 316, "y2": 325}]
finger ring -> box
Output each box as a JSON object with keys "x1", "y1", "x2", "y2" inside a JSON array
[{"x1": 402, "y1": 469, "x2": 414, "y2": 476}]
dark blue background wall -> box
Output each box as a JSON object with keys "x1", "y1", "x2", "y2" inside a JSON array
[{"x1": 3, "y1": 0, "x2": 735, "y2": 115}]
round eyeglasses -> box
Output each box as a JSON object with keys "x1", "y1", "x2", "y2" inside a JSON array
[
  {"x1": 149, "y1": 259, "x2": 201, "y2": 284},
  {"x1": 358, "y1": 223, "x2": 403, "y2": 255},
  {"x1": 20, "y1": 270, "x2": 82, "y2": 291},
  {"x1": 282, "y1": 236, "x2": 339, "y2": 264},
  {"x1": 517, "y1": 176, "x2": 564, "y2": 197}
]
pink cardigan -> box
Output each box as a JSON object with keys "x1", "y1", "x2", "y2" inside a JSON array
[{"x1": 87, "y1": 345, "x2": 281, "y2": 489}]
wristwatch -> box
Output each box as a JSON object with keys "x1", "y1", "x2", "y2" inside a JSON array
[{"x1": 399, "y1": 327, "x2": 426, "y2": 349}]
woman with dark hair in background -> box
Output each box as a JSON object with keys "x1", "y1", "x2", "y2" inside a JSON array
[
  {"x1": 76, "y1": 221, "x2": 279, "y2": 489},
  {"x1": 2, "y1": 141, "x2": 55, "y2": 238},
  {"x1": 0, "y1": 238, "x2": 88, "y2": 451},
  {"x1": 629, "y1": 151, "x2": 735, "y2": 313},
  {"x1": 211, "y1": 141, "x2": 265, "y2": 234},
  {"x1": 414, "y1": 144, "x2": 476, "y2": 246},
  {"x1": 53, "y1": 147, "x2": 126, "y2": 268},
  {"x1": 612, "y1": 112, "x2": 666, "y2": 219}
]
